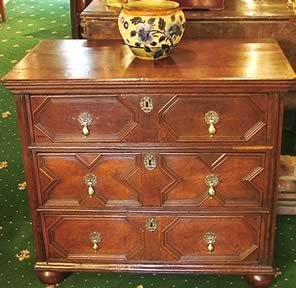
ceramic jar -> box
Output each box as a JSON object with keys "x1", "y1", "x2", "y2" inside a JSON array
[{"x1": 118, "y1": 0, "x2": 186, "y2": 60}]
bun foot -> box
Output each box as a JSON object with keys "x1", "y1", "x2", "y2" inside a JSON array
[
  {"x1": 245, "y1": 274, "x2": 274, "y2": 288},
  {"x1": 36, "y1": 270, "x2": 68, "y2": 286}
]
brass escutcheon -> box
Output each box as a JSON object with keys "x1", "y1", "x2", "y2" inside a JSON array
[
  {"x1": 204, "y1": 111, "x2": 219, "y2": 137},
  {"x1": 144, "y1": 154, "x2": 156, "y2": 171},
  {"x1": 78, "y1": 112, "x2": 93, "y2": 137},
  {"x1": 146, "y1": 218, "x2": 158, "y2": 232},
  {"x1": 140, "y1": 96, "x2": 153, "y2": 113},
  {"x1": 84, "y1": 173, "x2": 97, "y2": 198}
]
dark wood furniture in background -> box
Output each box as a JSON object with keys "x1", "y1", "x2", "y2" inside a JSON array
[
  {"x1": 70, "y1": 0, "x2": 226, "y2": 37},
  {"x1": 177, "y1": 0, "x2": 224, "y2": 9},
  {"x1": 2, "y1": 39, "x2": 295, "y2": 287},
  {"x1": 70, "y1": 0, "x2": 92, "y2": 38},
  {"x1": 80, "y1": 0, "x2": 296, "y2": 215},
  {"x1": 0, "y1": 0, "x2": 7, "y2": 22}
]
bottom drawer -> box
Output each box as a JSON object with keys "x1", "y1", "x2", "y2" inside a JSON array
[{"x1": 42, "y1": 214, "x2": 263, "y2": 264}]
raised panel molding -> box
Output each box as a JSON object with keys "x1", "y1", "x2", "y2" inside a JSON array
[
  {"x1": 162, "y1": 216, "x2": 259, "y2": 262},
  {"x1": 159, "y1": 95, "x2": 268, "y2": 143},
  {"x1": 47, "y1": 215, "x2": 145, "y2": 261},
  {"x1": 31, "y1": 96, "x2": 139, "y2": 142},
  {"x1": 37, "y1": 153, "x2": 142, "y2": 207},
  {"x1": 160, "y1": 153, "x2": 265, "y2": 207}
]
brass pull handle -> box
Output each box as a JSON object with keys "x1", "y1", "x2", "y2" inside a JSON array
[
  {"x1": 205, "y1": 174, "x2": 219, "y2": 198},
  {"x1": 84, "y1": 173, "x2": 97, "y2": 198},
  {"x1": 78, "y1": 112, "x2": 93, "y2": 137},
  {"x1": 204, "y1": 111, "x2": 219, "y2": 137},
  {"x1": 146, "y1": 218, "x2": 158, "y2": 232},
  {"x1": 204, "y1": 232, "x2": 216, "y2": 254},
  {"x1": 140, "y1": 96, "x2": 153, "y2": 113},
  {"x1": 144, "y1": 154, "x2": 156, "y2": 171},
  {"x1": 89, "y1": 232, "x2": 102, "y2": 251}
]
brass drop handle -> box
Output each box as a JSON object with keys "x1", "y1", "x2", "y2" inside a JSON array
[
  {"x1": 84, "y1": 173, "x2": 97, "y2": 198},
  {"x1": 204, "y1": 111, "x2": 219, "y2": 138},
  {"x1": 82, "y1": 124, "x2": 89, "y2": 137},
  {"x1": 78, "y1": 112, "x2": 93, "y2": 138},
  {"x1": 89, "y1": 232, "x2": 102, "y2": 251},
  {"x1": 204, "y1": 232, "x2": 216, "y2": 254},
  {"x1": 205, "y1": 174, "x2": 219, "y2": 198}
]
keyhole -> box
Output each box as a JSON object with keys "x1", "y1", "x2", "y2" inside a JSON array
[
  {"x1": 148, "y1": 159, "x2": 152, "y2": 166},
  {"x1": 145, "y1": 101, "x2": 149, "y2": 108},
  {"x1": 146, "y1": 218, "x2": 157, "y2": 231}
]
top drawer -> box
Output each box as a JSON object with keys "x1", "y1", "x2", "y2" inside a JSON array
[{"x1": 30, "y1": 94, "x2": 272, "y2": 145}]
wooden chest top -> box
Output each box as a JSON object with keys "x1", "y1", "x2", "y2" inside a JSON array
[{"x1": 2, "y1": 39, "x2": 295, "y2": 88}]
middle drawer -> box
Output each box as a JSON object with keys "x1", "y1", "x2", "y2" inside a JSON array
[{"x1": 35, "y1": 152, "x2": 269, "y2": 209}]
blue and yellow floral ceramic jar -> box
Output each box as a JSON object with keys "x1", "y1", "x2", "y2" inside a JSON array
[{"x1": 118, "y1": 0, "x2": 186, "y2": 60}]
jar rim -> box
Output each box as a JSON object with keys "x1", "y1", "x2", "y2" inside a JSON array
[{"x1": 123, "y1": 0, "x2": 180, "y2": 11}]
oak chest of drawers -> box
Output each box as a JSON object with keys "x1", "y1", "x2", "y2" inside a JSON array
[{"x1": 2, "y1": 39, "x2": 295, "y2": 287}]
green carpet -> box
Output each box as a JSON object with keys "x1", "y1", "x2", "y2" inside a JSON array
[{"x1": 0, "y1": 1, "x2": 295, "y2": 287}]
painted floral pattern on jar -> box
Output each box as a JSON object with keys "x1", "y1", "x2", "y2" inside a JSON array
[{"x1": 118, "y1": 1, "x2": 186, "y2": 60}]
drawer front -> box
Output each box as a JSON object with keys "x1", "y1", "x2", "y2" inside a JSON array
[
  {"x1": 160, "y1": 215, "x2": 261, "y2": 263},
  {"x1": 36, "y1": 152, "x2": 143, "y2": 207},
  {"x1": 43, "y1": 214, "x2": 145, "y2": 261},
  {"x1": 157, "y1": 152, "x2": 268, "y2": 208},
  {"x1": 30, "y1": 94, "x2": 270, "y2": 144},
  {"x1": 42, "y1": 214, "x2": 262, "y2": 264},
  {"x1": 36, "y1": 152, "x2": 268, "y2": 209},
  {"x1": 159, "y1": 94, "x2": 269, "y2": 143},
  {"x1": 30, "y1": 95, "x2": 141, "y2": 143}
]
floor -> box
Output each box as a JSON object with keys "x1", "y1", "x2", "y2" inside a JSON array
[{"x1": 0, "y1": 0, "x2": 295, "y2": 287}]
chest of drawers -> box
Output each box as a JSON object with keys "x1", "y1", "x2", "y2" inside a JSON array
[{"x1": 2, "y1": 39, "x2": 295, "y2": 288}]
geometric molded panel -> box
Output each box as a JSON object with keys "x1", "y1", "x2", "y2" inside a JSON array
[
  {"x1": 162, "y1": 216, "x2": 260, "y2": 263},
  {"x1": 46, "y1": 215, "x2": 144, "y2": 261},
  {"x1": 31, "y1": 96, "x2": 139, "y2": 143},
  {"x1": 37, "y1": 153, "x2": 142, "y2": 208},
  {"x1": 159, "y1": 94, "x2": 268, "y2": 144},
  {"x1": 160, "y1": 153, "x2": 266, "y2": 208}
]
